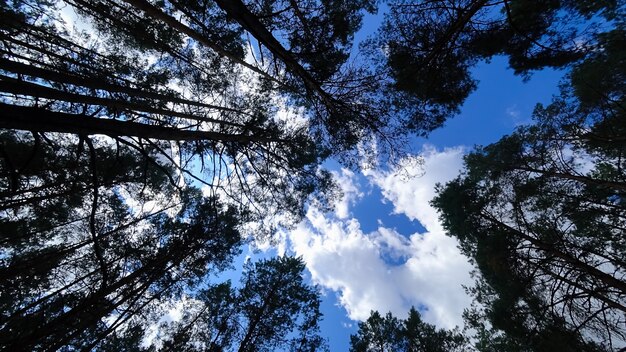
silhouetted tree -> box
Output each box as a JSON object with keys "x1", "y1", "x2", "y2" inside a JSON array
[
  {"x1": 350, "y1": 308, "x2": 466, "y2": 352},
  {"x1": 136, "y1": 256, "x2": 328, "y2": 352},
  {"x1": 0, "y1": 130, "x2": 243, "y2": 350},
  {"x1": 433, "y1": 18, "x2": 626, "y2": 348},
  {"x1": 365, "y1": 0, "x2": 621, "y2": 137}
]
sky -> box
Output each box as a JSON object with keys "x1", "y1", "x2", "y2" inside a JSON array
[{"x1": 244, "y1": 19, "x2": 566, "y2": 351}]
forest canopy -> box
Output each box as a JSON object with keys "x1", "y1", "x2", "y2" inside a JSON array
[{"x1": 0, "y1": 0, "x2": 624, "y2": 350}]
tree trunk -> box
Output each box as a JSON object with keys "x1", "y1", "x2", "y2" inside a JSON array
[
  {"x1": 213, "y1": 0, "x2": 326, "y2": 99},
  {"x1": 0, "y1": 103, "x2": 281, "y2": 144},
  {"x1": 0, "y1": 75, "x2": 243, "y2": 127},
  {"x1": 119, "y1": 0, "x2": 282, "y2": 85},
  {"x1": 0, "y1": 57, "x2": 251, "y2": 118}
]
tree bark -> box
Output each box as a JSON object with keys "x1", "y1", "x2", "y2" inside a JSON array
[
  {"x1": 0, "y1": 75, "x2": 245, "y2": 127},
  {"x1": 0, "y1": 58, "x2": 251, "y2": 120}
]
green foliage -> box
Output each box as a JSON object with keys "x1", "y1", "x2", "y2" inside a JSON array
[
  {"x1": 0, "y1": 0, "x2": 338, "y2": 234},
  {"x1": 1, "y1": 0, "x2": 625, "y2": 350},
  {"x1": 0, "y1": 131, "x2": 244, "y2": 350},
  {"x1": 350, "y1": 308, "x2": 467, "y2": 352},
  {"x1": 1, "y1": 0, "x2": 368, "y2": 348},
  {"x1": 250, "y1": 0, "x2": 376, "y2": 82}
]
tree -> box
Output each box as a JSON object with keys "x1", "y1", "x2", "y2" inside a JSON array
[
  {"x1": 3, "y1": 0, "x2": 623, "y2": 349},
  {"x1": 0, "y1": 129, "x2": 244, "y2": 350},
  {"x1": 0, "y1": 0, "x2": 387, "y2": 158},
  {"x1": 234, "y1": 256, "x2": 325, "y2": 352},
  {"x1": 432, "y1": 21, "x2": 626, "y2": 346},
  {"x1": 1, "y1": 0, "x2": 369, "y2": 348},
  {"x1": 365, "y1": 0, "x2": 621, "y2": 135},
  {"x1": 137, "y1": 256, "x2": 328, "y2": 352},
  {"x1": 0, "y1": 0, "x2": 341, "y2": 233},
  {"x1": 349, "y1": 308, "x2": 466, "y2": 352},
  {"x1": 461, "y1": 279, "x2": 610, "y2": 352},
  {"x1": 433, "y1": 124, "x2": 626, "y2": 347}
]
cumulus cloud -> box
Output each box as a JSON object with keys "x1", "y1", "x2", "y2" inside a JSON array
[
  {"x1": 332, "y1": 168, "x2": 364, "y2": 219},
  {"x1": 289, "y1": 209, "x2": 407, "y2": 321},
  {"x1": 506, "y1": 104, "x2": 532, "y2": 126},
  {"x1": 284, "y1": 145, "x2": 475, "y2": 329},
  {"x1": 364, "y1": 145, "x2": 464, "y2": 233}
]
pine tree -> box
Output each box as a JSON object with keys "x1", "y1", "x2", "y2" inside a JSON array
[
  {"x1": 0, "y1": 129, "x2": 244, "y2": 350},
  {"x1": 432, "y1": 18, "x2": 626, "y2": 347},
  {"x1": 349, "y1": 308, "x2": 466, "y2": 352},
  {"x1": 146, "y1": 256, "x2": 327, "y2": 352},
  {"x1": 364, "y1": 0, "x2": 621, "y2": 135}
]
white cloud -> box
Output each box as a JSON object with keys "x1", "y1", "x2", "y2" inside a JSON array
[
  {"x1": 332, "y1": 168, "x2": 364, "y2": 219},
  {"x1": 364, "y1": 145, "x2": 464, "y2": 233},
  {"x1": 285, "y1": 145, "x2": 475, "y2": 329},
  {"x1": 289, "y1": 209, "x2": 408, "y2": 322},
  {"x1": 506, "y1": 104, "x2": 521, "y2": 119},
  {"x1": 365, "y1": 145, "x2": 473, "y2": 326}
]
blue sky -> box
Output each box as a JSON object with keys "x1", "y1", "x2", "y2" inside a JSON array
[{"x1": 304, "y1": 61, "x2": 563, "y2": 350}]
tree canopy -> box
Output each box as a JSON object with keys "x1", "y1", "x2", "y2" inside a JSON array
[
  {"x1": 1, "y1": 0, "x2": 625, "y2": 350},
  {"x1": 349, "y1": 308, "x2": 467, "y2": 352},
  {"x1": 433, "y1": 11, "x2": 626, "y2": 349},
  {"x1": 99, "y1": 256, "x2": 327, "y2": 352}
]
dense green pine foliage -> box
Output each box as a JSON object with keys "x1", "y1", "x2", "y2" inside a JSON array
[
  {"x1": 0, "y1": 130, "x2": 243, "y2": 350},
  {"x1": 1, "y1": 0, "x2": 359, "y2": 348},
  {"x1": 366, "y1": 0, "x2": 620, "y2": 132}
]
